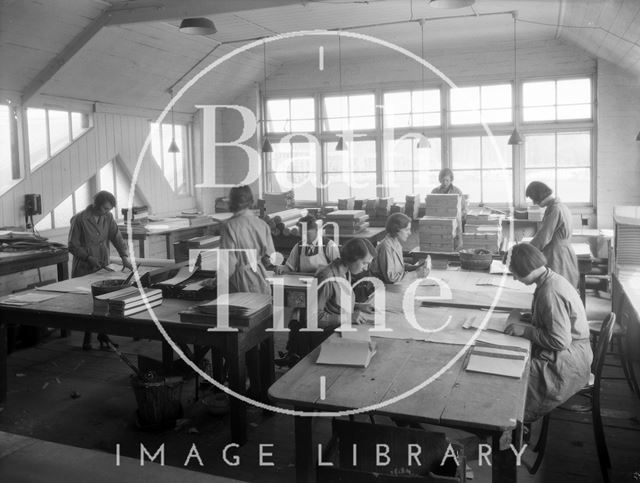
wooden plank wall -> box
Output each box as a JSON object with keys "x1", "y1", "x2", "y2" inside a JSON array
[{"x1": 0, "y1": 111, "x2": 196, "y2": 228}]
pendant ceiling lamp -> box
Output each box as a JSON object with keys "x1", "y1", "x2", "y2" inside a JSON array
[
  {"x1": 261, "y1": 42, "x2": 273, "y2": 153},
  {"x1": 417, "y1": 19, "x2": 431, "y2": 149},
  {"x1": 167, "y1": 90, "x2": 180, "y2": 154},
  {"x1": 335, "y1": 33, "x2": 347, "y2": 151},
  {"x1": 508, "y1": 12, "x2": 523, "y2": 146},
  {"x1": 179, "y1": 18, "x2": 216, "y2": 35}
]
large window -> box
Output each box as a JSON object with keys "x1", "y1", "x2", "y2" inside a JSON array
[
  {"x1": 35, "y1": 181, "x2": 92, "y2": 232},
  {"x1": 0, "y1": 104, "x2": 16, "y2": 192},
  {"x1": 262, "y1": 76, "x2": 594, "y2": 207},
  {"x1": 524, "y1": 132, "x2": 591, "y2": 203},
  {"x1": 100, "y1": 160, "x2": 145, "y2": 219},
  {"x1": 27, "y1": 107, "x2": 92, "y2": 170},
  {"x1": 325, "y1": 140, "x2": 377, "y2": 200},
  {"x1": 523, "y1": 78, "x2": 591, "y2": 122},
  {"x1": 451, "y1": 135, "x2": 513, "y2": 204},
  {"x1": 150, "y1": 122, "x2": 189, "y2": 194},
  {"x1": 450, "y1": 84, "x2": 512, "y2": 125}
]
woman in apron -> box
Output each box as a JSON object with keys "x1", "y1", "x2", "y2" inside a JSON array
[
  {"x1": 505, "y1": 243, "x2": 592, "y2": 422},
  {"x1": 526, "y1": 181, "x2": 579, "y2": 288}
]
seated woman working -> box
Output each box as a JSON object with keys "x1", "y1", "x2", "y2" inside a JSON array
[
  {"x1": 504, "y1": 243, "x2": 592, "y2": 422},
  {"x1": 273, "y1": 214, "x2": 340, "y2": 275},
  {"x1": 275, "y1": 238, "x2": 375, "y2": 368},
  {"x1": 370, "y1": 212, "x2": 427, "y2": 284}
]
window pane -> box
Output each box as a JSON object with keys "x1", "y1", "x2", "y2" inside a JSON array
[
  {"x1": 451, "y1": 137, "x2": 481, "y2": 169},
  {"x1": 384, "y1": 91, "x2": 411, "y2": 128},
  {"x1": 0, "y1": 105, "x2": 11, "y2": 188},
  {"x1": 412, "y1": 89, "x2": 441, "y2": 127},
  {"x1": 290, "y1": 98, "x2": 314, "y2": 120},
  {"x1": 75, "y1": 181, "x2": 91, "y2": 211},
  {"x1": 323, "y1": 96, "x2": 348, "y2": 131},
  {"x1": 557, "y1": 132, "x2": 590, "y2": 167},
  {"x1": 292, "y1": 172, "x2": 317, "y2": 201},
  {"x1": 351, "y1": 140, "x2": 376, "y2": 171},
  {"x1": 387, "y1": 171, "x2": 413, "y2": 200},
  {"x1": 267, "y1": 99, "x2": 289, "y2": 120},
  {"x1": 557, "y1": 168, "x2": 590, "y2": 203},
  {"x1": 100, "y1": 161, "x2": 115, "y2": 194},
  {"x1": 557, "y1": 104, "x2": 590, "y2": 120},
  {"x1": 351, "y1": 172, "x2": 376, "y2": 198},
  {"x1": 525, "y1": 134, "x2": 555, "y2": 168},
  {"x1": 481, "y1": 84, "x2": 511, "y2": 109},
  {"x1": 48, "y1": 110, "x2": 70, "y2": 155},
  {"x1": 557, "y1": 78, "x2": 590, "y2": 105},
  {"x1": 451, "y1": 87, "x2": 480, "y2": 125},
  {"x1": 174, "y1": 125, "x2": 187, "y2": 194},
  {"x1": 454, "y1": 170, "x2": 480, "y2": 204},
  {"x1": 71, "y1": 112, "x2": 89, "y2": 139},
  {"x1": 53, "y1": 194, "x2": 74, "y2": 228},
  {"x1": 326, "y1": 172, "x2": 350, "y2": 201},
  {"x1": 28, "y1": 108, "x2": 48, "y2": 169},
  {"x1": 416, "y1": 170, "x2": 441, "y2": 194},
  {"x1": 387, "y1": 138, "x2": 413, "y2": 171},
  {"x1": 482, "y1": 135, "x2": 511, "y2": 169},
  {"x1": 482, "y1": 169, "x2": 513, "y2": 204},
  {"x1": 35, "y1": 213, "x2": 52, "y2": 231},
  {"x1": 523, "y1": 81, "x2": 555, "y2": 107}
]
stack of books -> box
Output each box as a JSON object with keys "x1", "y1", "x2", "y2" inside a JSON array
[
  {"x1": 353, "y1": 199, "x2": 368, "y2": 210},
  {"x1": 418, "y1": 217, "x2": 458, "y2": 252},
  {"x1": 462, "y1": 225, "x2": 503, "y2": 253},
  {"x1": 179, "y1": 292, "x2": 272, "y2": 327},
  {"x1": 264, "y1": 191, "x2": 295, "y2": 213},
  {"x1": 325, "y1": 210, "x2": 370, "y2": 234},
  {"x1": 94, "y1": 287, "x2": 163, "y2": 317},
  {"x1": 424, "y1": 194, "x2": 461, "y2": 218}
]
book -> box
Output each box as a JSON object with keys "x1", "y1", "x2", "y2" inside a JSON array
[
  {"x1": 316, "y1": 331, "x2": 377, "y2": 368},
  {"x1": 110, "y1": 297, "x2": 163, "y2": 317},
  {"x1": 465, "y1": 345, "x2": 528, "y2": 379},
  {"x1": 179, "y1": 303, "x2": 272, "y2": 328},
  {"x1": 196, "y1": 292, "x2": 271, "y2": 317}
]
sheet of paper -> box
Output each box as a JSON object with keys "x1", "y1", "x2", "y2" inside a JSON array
[
  {"x1": 489, "y1": 260, "x2": 510, "y2": 274},
  {"x1": 475, "y1": 331, "x2": 530, "y2": 353},
  {"x1": 466, "y1": 352, "x2": 526, "y2": 378},
  {"x1": 462, "y1": 310, "x2": 523, "y2": 332},
  {"x1": 0, "y1": 292, "x2": 61, "y2": 306},
  {"x1": 156, "y1": 266, "x2": 193, "y2": 286}
]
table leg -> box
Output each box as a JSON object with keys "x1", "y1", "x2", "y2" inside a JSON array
[
  {"x1": 162, "y1": 341, "x2": 173, "y2": 372},
  {"x1": 228, "y1": 343, "x2": 247, "y2": 446},
  {"x1": 295, "y1": 411, "x2": 314, "y2": 483},
  {"x1": 0, "y1": 323, "x2": 7, "y2": 406},
  {"x1": 259, "y1": 334, "x2": 275, "y2": 408},
  {"x1": 57, "y1": 260, "x2": 69, "y2": 281},
  {"x1": 492, "y1": 430, "x2": 517, "y2": 483}
]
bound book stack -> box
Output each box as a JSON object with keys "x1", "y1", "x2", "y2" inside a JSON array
[
  {"x1": 264, "y1": 191, "x2": 295, "y2": 213},
  {"x1": 405, "y1": 194, "x2": 421, "y2": 220},
  {"x1": 94, "y1": 287, "x2": 163, "y2": 317},
  {"x1": 462, "y1": 225, "x2": 502, "y2": 253},
  {"x1": 325, "y1": 210, "x2": 370, "y2": 234},
  {"x1": 418, "y1": 216, "x2": 458, "y2": 252},
  {"x1": 337, "y1": 197, "x2": 355, "y2": 210},
  {"x1": 353, "y1": 199, "x2": 368, "y2": 210},
  {"x1": 424, "y1": 194, "x2": 461, "y2": 218},
  {"x1": 179, "y1": 292, "x2": 272, "y2": 328}
]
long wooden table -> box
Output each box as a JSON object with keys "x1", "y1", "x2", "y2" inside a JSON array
[
  {"x1": 0, "y1": 279, "x2": 273, "y2": 445},
  {"x1": 0, "y1": 246, "x2": 69, "y2": 281},
  {"x1": 269, "y1": 271, "x2": 533, "y2": 483}
]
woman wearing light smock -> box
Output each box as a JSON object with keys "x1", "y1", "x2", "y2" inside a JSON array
[
  {"x1": 505, "y1": 243, "x2": 592, "y2": 422},
  {"x1": 370, "y1": 213, "x2": 427, "y2": 284},
  {"x1": 220, "y1": 185, "x2": 275, "y2": 295},
  {"x1": 276, "y1": 238, "x2": 375, "y2": 368},
  {"x1": 526, "y1": 181, "x2": 579, "y2": 288},
  {"x1": 68, "y1": 190, "x2": 132, "y2": 350},
  {"x1": 273, "y1": 214, "x2": 340, "y2": 275}
]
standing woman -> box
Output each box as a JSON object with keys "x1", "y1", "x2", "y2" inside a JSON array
[
  {"x1": 431, "y1": 168, "x2": 467, "y2": 226},
  {"x1": 220, "y1": 185, "x2": 275, "y2": 295},
  {"x1": 370, "y1": 213, "x2": 426, "y2": 284},
  {"x1": 505, "y1": 243, "x2": 592, "y2": 422},
  {"x1": 68, "y1": 190, "x2": 132, "y2": 350},
  {"x1": 525, "y1": 181, "x2": 579, "y2": 288}
]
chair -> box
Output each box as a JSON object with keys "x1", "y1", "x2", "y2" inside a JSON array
[
  {"x1": 317, "y1": 418, "x2": 465, "y2": 482},
  {"x1": 527, "y1": 312, "x2": 616, "y2": 483}
]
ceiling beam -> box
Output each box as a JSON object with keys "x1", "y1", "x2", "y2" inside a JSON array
[
  {"x1": 21, "y1": 11, "x2": 112, "y2": 106},
  {"x1": 106, "y1": 0, "x2": 310, "y2": 26}
]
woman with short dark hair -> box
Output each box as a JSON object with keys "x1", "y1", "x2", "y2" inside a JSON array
[
  {"x1": 525, "y1": 181, "x2": 579, "y2": 288},
  {"x1": 505, "y1": 243, "x2": 592, "y2": 422},
  {"x1": 68, "y1": 190, "x2": 132, "y2": 350},
  {"x1": 220, "y1": 185, "x2": 274, "y2": 294},
  {"x1": 370, "y1": 213, "x2": 426, "y2": 284}
]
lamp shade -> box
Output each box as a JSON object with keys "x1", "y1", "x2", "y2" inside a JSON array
[
  {"x1": 262, "y1": 137, "x2": 273, "y2": 153},
  {"x1": 508, "y1": 128, "x2": 524, "y2": 146},
  {"x1": 335, "y1": 137, "x2": 347, "y2": 151},
  {"x1": 417, "y1": 133, "x2": 431, "y2": 149},
  {"x1": 168, "y1": 138, "x2": 180, "y2": 153},
  {"x1": 429, "y1": 0, "x2": 475, "y2": 8},
  {"x1": 179, "y1": 18, "x2": 216, "y2": 35}
]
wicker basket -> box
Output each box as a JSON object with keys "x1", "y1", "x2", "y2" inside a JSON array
[{"x1": 459, "y1": 249, "x2": 493, "y2": 270}]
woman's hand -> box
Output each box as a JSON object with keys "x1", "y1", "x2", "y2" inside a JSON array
[
  {"x1": 121, "y1": 256, "x2": 134, "y2": 271},
  {"x1": 520, "y1": 312, "x2": 532, "y2": 323},
  {"x1": 355, "y1": 303, "x2": 374, "y2": 314},
  {"x1": 416, "y1": 264, "x2": 430, "y2": 279},
  {"x1": 352, "y1": 310, "x2": 369, "y2": 325},
  {"x1": 505, "y1": 323, "x2": 527, "y2": 337},
  {"x1": 273, "y1": 265, "x2": 288, "y2": 275}
]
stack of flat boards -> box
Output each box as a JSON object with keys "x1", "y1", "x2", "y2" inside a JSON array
[
  {"x1": 325, "y1": 210, "x2": 370, "y2": 234},
  {"x1": 462, "y1": 225, "x2": 502, "y2": 253},
  {"x1": 179, "y1": 292, "x2": 272, "y2": 328},
  {"x1": 337, "y1": 197, "x2": 355, "y2": 210},
  {"x1": 264, "y1": 191, "x2": 295, "y2": 213},
  {"x1": 614, "y1": 206, "x2": 640, "y2": 267},
  {"x1": 404, "y1": 194, "x2": 421, "y2": 219},
  {"x1": 418, "y1": 216, "x2": 458, "y2": 252},
  {"x1": 94, "y1": 287, "x2": 163, "y2": 317}
]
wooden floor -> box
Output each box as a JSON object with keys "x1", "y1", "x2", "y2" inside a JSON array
[{"x1": 0, "y1": 290, "x2": 639, "y2": 482}]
